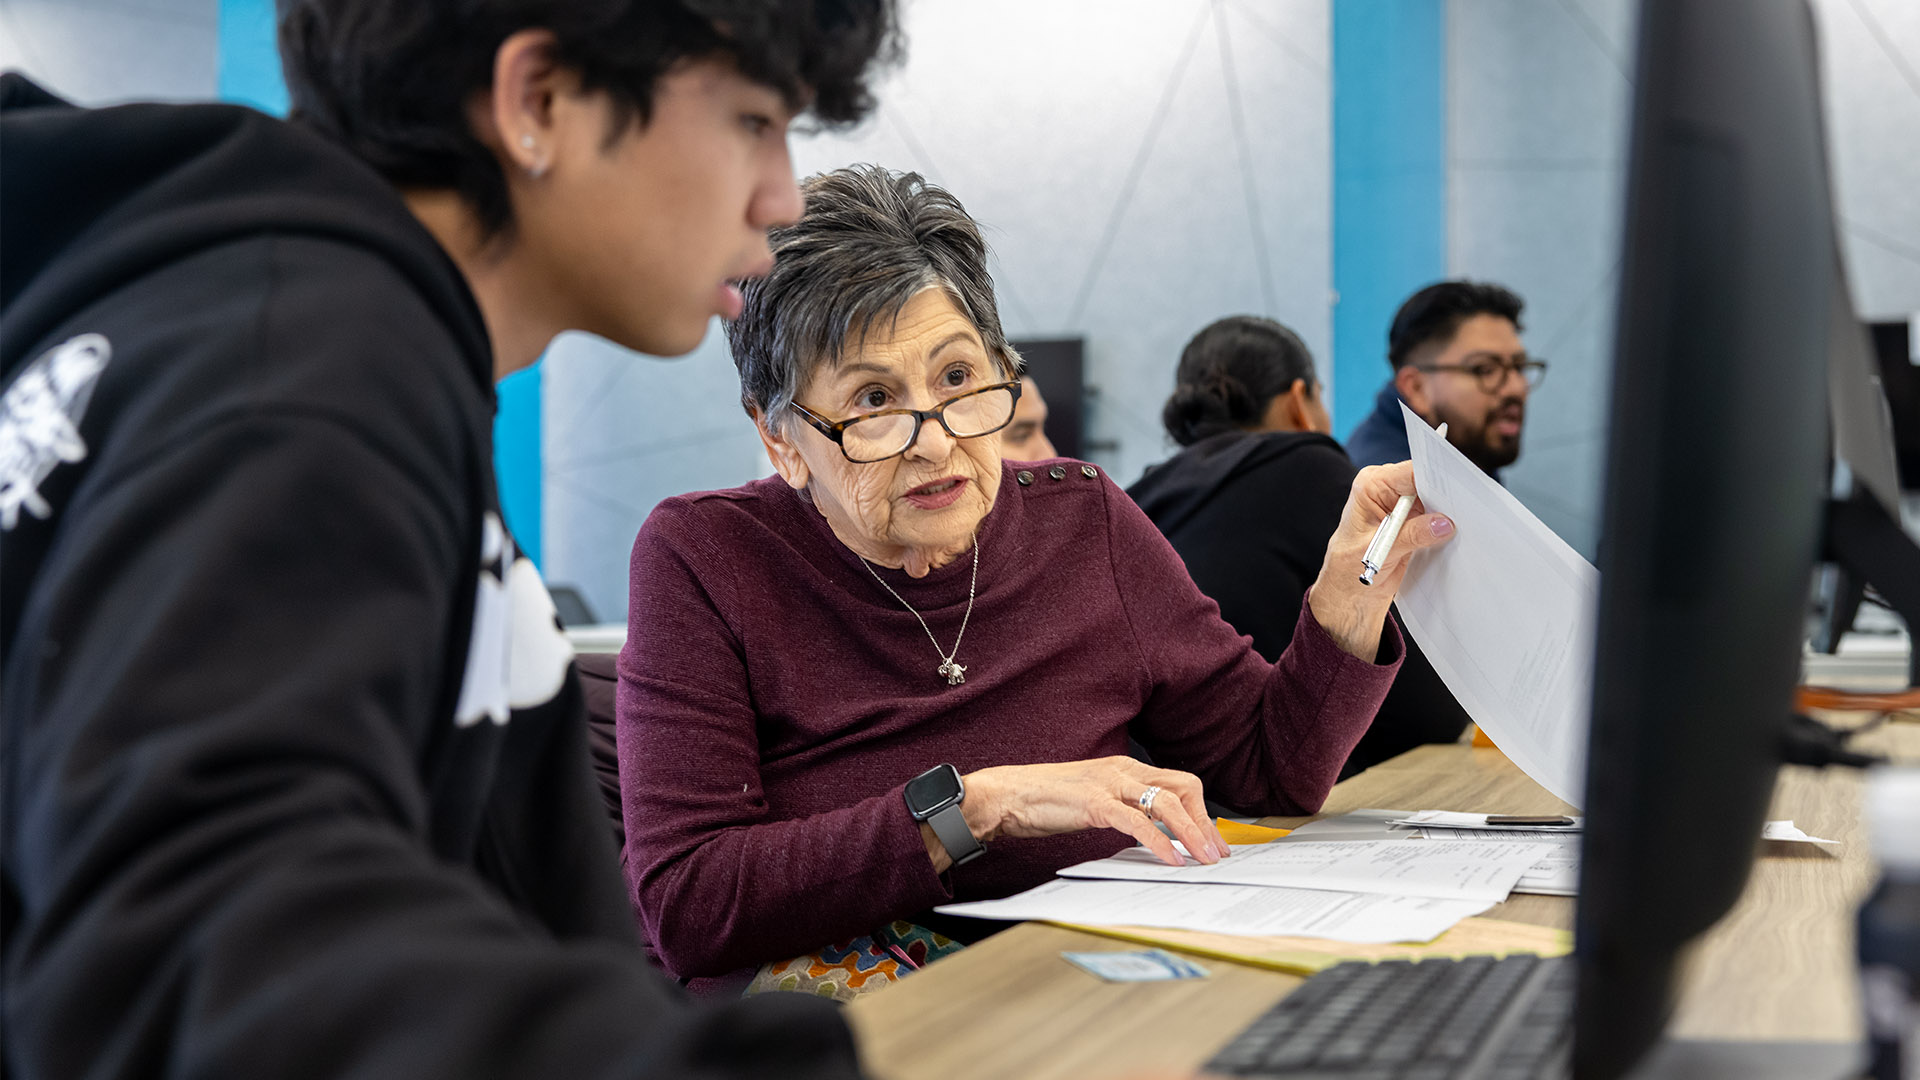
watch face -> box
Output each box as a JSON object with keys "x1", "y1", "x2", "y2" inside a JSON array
[{"x1": 905, "y1": 765, "x2": 961, "y2": 815}]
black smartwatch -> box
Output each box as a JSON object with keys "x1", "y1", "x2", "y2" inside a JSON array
[{"x1": 904, "y1": 763, "x2": 985, "y2": 867}]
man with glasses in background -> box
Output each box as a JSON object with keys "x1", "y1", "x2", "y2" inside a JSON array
[{"x1": 1344, "y1": 280, "x2": 1544, "y2": 481}]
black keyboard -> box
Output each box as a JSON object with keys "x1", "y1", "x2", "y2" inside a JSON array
[{"x1": 1203, "y1": 954, "x2": 1574, "y2": 1080}]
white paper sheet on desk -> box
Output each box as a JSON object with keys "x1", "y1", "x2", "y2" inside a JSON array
[
  {"x1": 1763, "y1": 820, "x2": 1841, "y2": 846},
  {"x1": 1416, "y1": 827, "x2": 1581, "y2": 895},
  {"x1": 1391, "y1": 810, "x2": 1584, "y2": 832},
  {"x1": 1405, "y1": 820, "x2": 1839, "y2": 896},
  {"x1": 1403, "y1": 816, "x2": 1837, "y2": 846},
  {"x1": 1396, "y1": 401, "x2": 1599, "y2": 809},
  {"x1": 1055, "y1": 838, "x2": 1553, "y2": 903},
  {"x1": 935, "y1": 879, "x2": 1492, "y2": 943}
]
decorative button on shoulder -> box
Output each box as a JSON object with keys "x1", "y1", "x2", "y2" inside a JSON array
[
  {"x1": 1081, "y1": 465, "x2": 1097, "y2": 478},
  {"x1": 1016, "y1": 470, "x2": 1034, "y2": 486},
  {"x1": 1047, "y1": 465, "x2": 1067, "y2": 481}
]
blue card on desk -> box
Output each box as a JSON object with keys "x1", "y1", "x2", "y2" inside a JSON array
[{"x1": 1062, "y1": 949, "x2": 1210, "y2": 982}]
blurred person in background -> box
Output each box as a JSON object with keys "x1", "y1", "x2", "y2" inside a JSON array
[
  {"x1": 1000, "y1": 375, "x2": 1058, "y2": 460},
  {"x1": 1343, "y1": 280, "x2": 1543, "y2": 482}
]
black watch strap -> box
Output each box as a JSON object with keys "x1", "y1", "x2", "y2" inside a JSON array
[{"x1": 927, "y1": 803, "x2": 985, "y2": 866}]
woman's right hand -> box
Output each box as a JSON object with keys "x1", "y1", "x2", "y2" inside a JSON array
[{"x1": 931, "y1": 757, "x2": 1231, "y2": 871}]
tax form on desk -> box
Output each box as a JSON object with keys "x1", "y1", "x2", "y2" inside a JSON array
[
  {"x1": 1395, "y1": 401, "x2": 1599, "y2": 809},
  {"x1": 935, "y1": 879, "x2": 1493, "y2": 944},
  {"x1": 1413, "y1": 828, "x2": 1582, "y2": 895},
  {"x1": 1055, "y1": 838, "x2": 1554, "y2": 903}
]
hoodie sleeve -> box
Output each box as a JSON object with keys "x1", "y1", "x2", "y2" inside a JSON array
[{"x1": 1, "y1": 244, "x2": 860, "y2": 1079}]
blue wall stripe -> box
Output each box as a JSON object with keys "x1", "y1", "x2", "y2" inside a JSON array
[
  {"x1": 216, "y1": 0, "x2": 288, "y2": 115},
  {"x1": 493, "y1": 361, "x2": 544, "y2": 568},
  {"x1": 215, "y1": 1, "x2": 544, "y2": 567},
  {"x1": 1330, "y1": 0, "x2": 1447, "y2": 440}
]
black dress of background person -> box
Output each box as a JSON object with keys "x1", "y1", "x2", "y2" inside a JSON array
[{"x1": 1128, "y1": 317, "x2": 1471, "y2": 779}]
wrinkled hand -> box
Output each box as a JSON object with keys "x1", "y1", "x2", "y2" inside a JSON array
[
  {"x1": 1307, "y1": 461, "x2": 1456, "y2": 660},
  {"x1": 921, "y1": 757, "x2": 1231, "y2": 872}
]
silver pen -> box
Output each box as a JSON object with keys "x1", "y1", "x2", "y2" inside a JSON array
[{"x1": 1359, "y1": 494, "x2": 1417, "y2": 586}]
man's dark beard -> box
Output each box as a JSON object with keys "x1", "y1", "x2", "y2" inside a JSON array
[
  {"x1": 1460, "y1": 435, "x2": 1521, "y2": 474},
  {"x1": 1452, "y1": 398, "x2": 1524, "y2": 474}
]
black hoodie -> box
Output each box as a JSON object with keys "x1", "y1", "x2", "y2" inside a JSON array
[
  {"x1": 1127, "y1": 429, "x2": 1471, "y2": 778},
  {"x1": 0, "y1": 77, "x2": 857, "y2": 1079}
]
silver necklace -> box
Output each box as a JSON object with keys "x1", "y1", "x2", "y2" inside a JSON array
[{"x1": 860, "y1": 538, "x2": 979, "y2": 686}]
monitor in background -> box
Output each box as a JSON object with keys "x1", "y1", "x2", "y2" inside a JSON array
[
  {"x1": 1867, "y1": 320, "x2": 1918, "y2": 491},
  {"x1": 1575, "y1": 0, "x2": 1839, "y2": 1076},
  {"x1": 1808, "y1": 196, "x2": 1920, "y2": 687},
  {"x1": 546, "y1": 585, "x2": 599, "y2": 629},
  {"x1": 1008, "y1": 337, "x2": 1085, "y2": 460},
  {"x1": 1830, "y1": 294, "x2": 1904, "y2": 518},
  {"x1": 1809, "y1": 277, "x2": 1909, "y2": 657}
]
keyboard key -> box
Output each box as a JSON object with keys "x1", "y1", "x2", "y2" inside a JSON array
[{"x1": 1204, "y1": 955, "x2": 1573, "y2": 1078}]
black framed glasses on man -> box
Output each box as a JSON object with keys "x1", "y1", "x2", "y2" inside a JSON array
[
  {"x1": 1415, "y1": 354, "x2": 1548, "y2": 394},
  {"x1": 789, "y1": 380, "x2": 1024, "y2": 464}
]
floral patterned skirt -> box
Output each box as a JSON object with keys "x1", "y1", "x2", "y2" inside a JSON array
[{"x1": 744, "y1": 921, "x2": 965, "y2": 1002}]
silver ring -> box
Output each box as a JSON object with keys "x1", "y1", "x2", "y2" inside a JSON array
[{"x1": 1137, "y1": 786, "x2": 1161, "y2": 814}]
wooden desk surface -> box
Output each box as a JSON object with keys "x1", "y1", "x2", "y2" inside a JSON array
[{"x1": 846, "y1": 723, "x2": 1913, "y2": 1080}]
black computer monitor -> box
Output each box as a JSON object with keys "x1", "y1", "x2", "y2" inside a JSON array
[
  {"x1": 1009, "y1": 337, "x2": 1086, "y2": 459},
  {"x1": 1811, "y1": 295, "x2": 1911, "y2": 659},
  {"x1": 1866, "y1": 320, "x2": 1918, "y2": 491},
  {"x1": 1573, "y1": 0, "x2": 1839, "y2": 1076}
]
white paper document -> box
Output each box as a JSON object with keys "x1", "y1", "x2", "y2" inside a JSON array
[
  {"x1": 1402, "y1": 813, "x2": 1838, "y2": 847},
  {"x1": 1396, "y1": 401, "x2": 1600, "y2": 809},
  {"x1": 1404, "y1": 820, "x2": 1839, "y2": 896},
  {"x1": 1391, "y1": 810, "x2": 1583, "y2": 833},
  {"x1": 1055, "y1": 839, "x2": 1553, "y2": 903},
  {"x1": 1416, "y1": 827, "x2": 1581, "y2": 895},
  {"x1": 1763, "y1": 820, "x2": 1841, "y2": 846},
  {"x1": 1514, "y1": 851, "x2": 1580, "y2": 895},
  {"x1": 935, "y1": 878, "x2": 1492, "y2": 943}
]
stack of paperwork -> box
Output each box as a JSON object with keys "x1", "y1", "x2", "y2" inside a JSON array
[
  {"x1": 937, "y1": 836, "x2": 1563, "y2": 945},
  {"x1": 1389, "y1": 811, "x2": 1840, "y2": 898},
  {"x1": 937, "y1": 878, "x2": 1492, "y2": 945},
  {"x1": 1053, "y1": 838, "x2": 1550, "y2": 902},
  {"x1": 935, "y1": 808, "x2": 1841, "y2": 947}
]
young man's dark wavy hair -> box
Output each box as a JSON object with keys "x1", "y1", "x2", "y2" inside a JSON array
[{"x1": 279, "y1": 0, "x2": 900, "y2": 237}]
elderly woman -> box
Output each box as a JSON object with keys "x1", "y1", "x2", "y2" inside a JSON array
[{"x1": 616, "y1": 165, "x2": 1454, "y2": 993}]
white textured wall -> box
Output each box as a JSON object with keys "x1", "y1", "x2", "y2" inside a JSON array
[
  {"x1": 0, "y1": 0, "x2": 217, "y2": 103},
  {"x1": 5, "y1": 0, "x2": 1908, "y2": 619},
  {"x1": 544, "y1": 0, "x2": 1334, "y2": 621},
  {"x1": 1816, "y1": 0, "x2": 1920, "y2": 322},
  {"x1": 1445, "y1": 0, "x2": 1637, "y2": 562},
  {"x1": 1445, "y1": 0, "x2": 1920, "y2": 563}
]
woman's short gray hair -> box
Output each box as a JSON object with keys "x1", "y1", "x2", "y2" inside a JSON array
[{"x1": 727, "y1": 164, "x2": 1022, "y2": 426}]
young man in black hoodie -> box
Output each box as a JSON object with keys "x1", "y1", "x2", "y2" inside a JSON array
[{"x1": 0, "y1": 3, "x2": 895, "y2": 1077}]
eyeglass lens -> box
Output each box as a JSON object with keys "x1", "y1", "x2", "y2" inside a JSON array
[
  {"x1": 1476, "y1": 360, "x2": 1545, "y2": 391},
  {"x1": 841, "y1": 385, "x2": 1017, "y2": 462}
]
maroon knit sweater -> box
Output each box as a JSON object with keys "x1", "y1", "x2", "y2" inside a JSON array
[{"x1": 616, "y1": 460, "x2": 1403, "y2": 986}]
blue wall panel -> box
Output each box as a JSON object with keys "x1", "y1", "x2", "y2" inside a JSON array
[
  {"x1": 1331, "y1": 0, "x2": 1447, "y2": 439},
  {"x1": 216, "y1": 0, "x2": 287, "y2": 115},
  {"x1": 493, "y1": 362, "x2": 544, "y2": 567}
]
